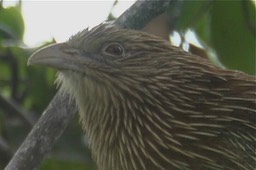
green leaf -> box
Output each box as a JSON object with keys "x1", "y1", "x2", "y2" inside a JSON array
[
  {"x1": 0, "y1": 6, "x2": 25, "y2": 40},
  {"x1": 210, "y1": 0, "x2": 255, "y2": 75},
  {"x1": 194, "y1": 11, "x2": 211, "y2": 46},
  {"x1": 175, "y1": 1, "x2": 211, "y2": 31}
]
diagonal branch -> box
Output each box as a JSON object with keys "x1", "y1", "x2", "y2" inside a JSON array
[{"x1": 114, "y1": 0, "x2": 172, "y2": 29}]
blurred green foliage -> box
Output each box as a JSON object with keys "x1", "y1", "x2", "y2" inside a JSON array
[
  {"x1": 176, "y1": 0, "x2": 255, "y2": 75},
  {"x1": 0, "y1": 6, "x2": 24, "y2": 40},
  {"x1": 0, "y1": 0, "x2": 255, "y2": 170}
]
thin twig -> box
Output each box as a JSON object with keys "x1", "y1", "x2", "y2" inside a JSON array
[{"x1": 0, "y1": 94, "x2": 35, "y2": 127}]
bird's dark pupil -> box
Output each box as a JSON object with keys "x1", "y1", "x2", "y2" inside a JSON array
[{"x1": 107, "y1": 45, "x2": 122, "y2": 55}]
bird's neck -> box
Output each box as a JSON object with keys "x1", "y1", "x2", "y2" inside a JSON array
[
  {"x1": 72, "y1": 75, "x2": 169, "y2": 170},
  {"x1": 57, "y1": 71, "x2": 140, "y2": 169},
  {"x1": 77, "y1": 83, "x2": 138, "y2": 169}
]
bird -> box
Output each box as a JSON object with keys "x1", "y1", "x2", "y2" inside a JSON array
[{"x1": 28, "y1": 24, "x2": 256, "y2": 170}]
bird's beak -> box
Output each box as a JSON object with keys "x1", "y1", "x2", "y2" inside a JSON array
[{"x1": 28, "y1": 43, "x2": 81, "y2": 71}]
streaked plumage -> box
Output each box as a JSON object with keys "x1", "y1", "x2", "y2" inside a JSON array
[{"x1": 28, "y1": 24, "x2": 256, "y2": 170}]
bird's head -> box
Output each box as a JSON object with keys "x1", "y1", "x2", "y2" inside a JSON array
[
  {"x1": 28, "y1": 24, "x2": 186, "y2": 112},
  {"x1": 29, "y1": 24, "x2": 181, "y2": 71},
  {"x1": 29, "y1": 24, "x2": 192, "y2": 165}
]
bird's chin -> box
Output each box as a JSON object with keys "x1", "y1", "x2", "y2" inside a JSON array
[
  {"x1": 55, "y1": 71, "x2": 80, "y2": 99},
  {"x1": 55, "y1": 70, "x2": 93, "y2": 102}
]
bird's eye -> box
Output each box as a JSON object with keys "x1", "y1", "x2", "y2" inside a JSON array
[{"x1": 103, "y1": 43, "x2": 125, "y2": 57}]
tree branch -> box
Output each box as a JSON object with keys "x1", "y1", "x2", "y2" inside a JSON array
[
  {"x1": 5, "y1": 0, "x2": 182, "y2": 169},
  {"x1": 5, "y1": 92, "x2": 77, "y2": 170},
  {"x1": 114, "y1": 0, "x2": 172, "y2": 29}
]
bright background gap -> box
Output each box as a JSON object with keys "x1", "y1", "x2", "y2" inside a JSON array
[
  {"x1": 3, "y1": 0, "x2": 135, "y2": 47},
  {"x1": 3, "y1": 0, "x2": 202, "y2": 48}
]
